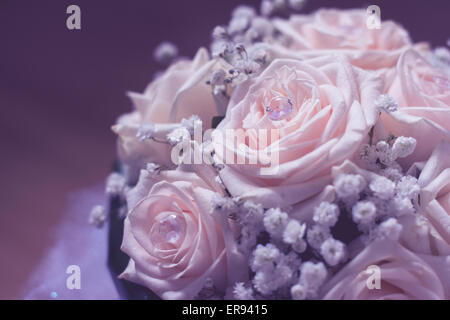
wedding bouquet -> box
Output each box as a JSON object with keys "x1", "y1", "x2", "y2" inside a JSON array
[{"x1": 96, "y1": 1, "x2": 450, "y2": 300}]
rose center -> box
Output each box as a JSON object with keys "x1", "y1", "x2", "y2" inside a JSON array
[
  {"x1": 151, "y1": 214, "x2": 183, "y2": 244},
  {"x1": 265, "y1": 97, "x2": 293, "y2": 121}
]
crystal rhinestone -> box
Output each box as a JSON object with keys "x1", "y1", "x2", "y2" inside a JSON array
[
  {"x1": 265, "y1": 97, "x2": 293, "y2": 121},
  {"x1": 151, "y1": 214, "x2": 183, "y2": 244}
]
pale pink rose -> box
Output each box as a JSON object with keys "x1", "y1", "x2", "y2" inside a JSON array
[
  {"x1": 378, "y1": 49, "x2": 450, "y2": 167},
  {"x1": 400, "y1": 141, "x2": 450, "y2": 256},
  {"x1": 271, "y1": 9, "x2": 423, "y2": 70},
  {"x1": 120, "y1": 163, "x2": 247, "y2": 299},
  {"x1": 112, "y1": 48, "x2": 228, "y2": 178},
  {"x1": 212, "y1": 55, "x2": 382, "y2": 211},
  {"x1": 321, "y1": 240, "x2": 449, "y2": 300}
]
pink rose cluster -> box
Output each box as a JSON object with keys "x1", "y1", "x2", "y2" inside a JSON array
[{"x1": 109, "y1": 5, "x2": 450, "y2": 300}]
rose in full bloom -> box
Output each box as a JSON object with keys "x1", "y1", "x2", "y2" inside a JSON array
[
  {"x1": 378, "y1": 49, "x2": 450, "y2": 167},
  {"x1": 212, "y1": 55, "x2": 382, "y2": 212},
  {"x1": 120, "y1": 163, "x2": 247, "y2": 299},
  {"x1": 271, "y1": 9, "x2": 423, "y2": 70},
  {"x1": 400, "y1": 141, "x2": 450, "y2": 256},
  {"x1": 321, "y1": 240, "x2": 449, "y2": 300},
  {"x1": 112, "y1": 48, "x2": 228, "y2": 179}
]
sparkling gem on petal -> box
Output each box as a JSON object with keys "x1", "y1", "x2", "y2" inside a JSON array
[
  {"x1": 266, "y1": 97, "x2": 293, "y2": 121},
  {"x1": 151, "y1": 214, "x2": 183, "y2": 244}
]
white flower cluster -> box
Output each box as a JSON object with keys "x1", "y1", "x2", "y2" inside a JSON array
[
  {"x1": 360, "y1": 135, "x2": 417, "y2": 168},
  {"x1": 211, "y1": 193, "x2": 239, "y2": 216},
  {"x1": 153, "y1": 41, "x2": 179, "y2": 64},
  {"x1": 430, "y1": 46, "x2": 450, "y2": 76},
  {"x1": 232, "y1": 282, "x2": 255, "y2": 300},
  {"x1": 89, "y1": 205, "x2": 107, "y2": 228},
  {"x1": 167, "y1": 115, "x2": 202, "y2": 146},
  {"x1": 260, "y1": 0, "x2": 306, "y2": 17},
  {"x1": 145, "y1": 162, "x2": 161, "y2": 176},
  {"x1": 210, "y1": 5, "x2": 282, "y2": 84},
  {"x1": 374, "y1": 94, "x2": 398, "y2": 113},
  {"x1": 230, "y1": 199, "x2": 345, "y2": 298},
  {"x1": 250, "y1": 244, "x2": 300, "y2": 297},
  {"x1": 236, "y1": 200, "x2": 265, "y2": 252},
  {"x1": 105, "y1": 172, "x2": 127, "y2": 197},
  {"x1": 227, "y1": 131, "x2": 424, "y2": 299},
  {"x1": 136, "y1": 123, "x2": 156, "y2": 141},
  {"x1": 290, "y1": 261, "x2": 327, "y2": 300},
  {"x1": 344, "y1": 137, "x2": 421, "y2": 241},
  {"x1": 135, "y1": 115, "x2": 202, "y2": 147}
]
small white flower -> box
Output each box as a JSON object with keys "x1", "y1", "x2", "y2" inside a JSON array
[
  {"x1": 250, "y1": 243, "x2": 281, "y2": 272},
  {"x1": 360, "y1": 144, "x2": 378, "y2": 164},
  {"x1": 247, "y1": 44, "x2": 268, "y2": 65},
  {"x1": 146, "y1": 162, "x2": 161, "y2": 176},
  {"x1": 299, "y1": 261, "x2": 327, "y2": 290},
  {"x1": 369, "y1": 176, "x2": 395, "y2": 200},
  {"x1": 306, "y1": 224, "x2": 331, "y2": 250},
  {"x1": 181, "y1": 115, "x2": 202, "y2": 135},
  {"x1": 214, "y1": 175, "x2": 225, "y2": 188},
  {"x1": 377, "y1": 218, "x2": 403, "y2": 241},
  {"x1": 334, "y1": 174, "x2": 367, "y2": 199},
  {"x1": 391, "y1": 196, "x2": 415, "y2": 217},
  {"x1": 105, "y1": 172, "x2": 125, "y2": 196},
  {"x1": 274, "y1": 264, "x2": 294, "y2": 288},
  {"x1": 209, "y1": 69, "x2": 227, "y2": 86},
  {"x1": 117, "y1": 205, "x2": 128, "y2": 219},
  {"x1": 228, "y1": 16, "x2": 250, "y2": 35},
  {"x1": 320, "y1": 238, "x2": 346, "y2": 266},
  {"x1": 396, "y1": 175, "x2": 420, "y2": 200},
  {"x1": 366, "y1": 195, "x2": 391, "y2": 218},
  {"x1": 252, "y1": 261, "x2": 291, "y2": 295},
  {"x1": 263, "y1": 208, "x2": 289, "y2": 239},
  {"x1": 352, "y1": 201, "x2": 377, "y2": 225},
  {"x1": 211, "y1": 40, "x2": 232, "y2": 58},
  {"x1": 89, "y1": 205, "x2": 107, "y2": 228},
  {"x1": 287, "y1": 0, "x2": 306, "y2": 10},
  {"x1": 260, "y1": 0, "x2": 275, "y2": 17},
  {"x1": 376, "y1": 140, "x2": 389, "y2": 153},
  {"x1": 136, "y1": 123, "x2": 155, "y2": 141},
  {"x1": 291, "y1": 283, "x2": 307, "y2": 300},
  {"x1": 153, "y1": 41, "x2": 178, "y2": 64},
  {"x1": 213, "y1": 84, "x2": 227, "y2": 97},
  {"x1": 375, "y1": 94, "x2": 398, "y2": 113},
  {"x1": 379, "y1": 167, "x2": 403, "y2": 182},
  {"x1": 249, "y1": 17, "x2": 274, "y2": 38},
  {"x1": 167, "y1": 127, "x2": 190, "y2": 146},
  {"x1": 392, "y1": 137, "x2": 417, "y2": 159},
  {"x1": 211, "y1": 193, "x2": 238, "y2": 214},
  {"x1": 279, "y1": 251, "x2": 302, "y2": 271},
  {"x1": 433, "y1": 47, "x2": 450, "y2": 65},
  {"x1": 253, "y1": 270, "x2": 277, "y2": 295},
  {"x1": 240, "y1": 200, "x2": 264, "y2": 224},
  {"x1": 313, "y1": 202, "x2": 340, "y2": 227},
  {"x1": 283, "y1": 219, "x2": 306, "y2": 245},
  {"x1": 212, "y1": 25, "x2": 229, "y2": 40},
  {"x1": 234, "y1": 58, "x2": 261, "y2": 75},
  {"x1": 233, "y1": 282, "x2": 254, "y2": 300},
  {"x1": 232, "y1": 5, "x2": 256, "y2": 19},
  {"x1": 238, "y1": 225, "x2": 258, "y2": 253},
  {"x1": 273, "y1": 0, "x2": 286, "y2": 10},
  {"x1": 292, "y1": 239, "x2": 307, "y2": 253}
]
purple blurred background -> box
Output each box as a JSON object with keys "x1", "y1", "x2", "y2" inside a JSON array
[{"x1": 0, "y1": 0, "x2": 448, "y2": 299}]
